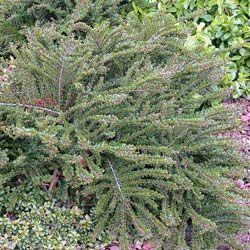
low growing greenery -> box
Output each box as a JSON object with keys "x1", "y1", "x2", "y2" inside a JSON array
[
  {"x1": 0, "y1": 0, "x2": 129, "y2": 59},
  {"x1": 132, "y1": 0, "x2": 250, "y2": 98},
  {"x1": 1, "y1": 0, "x2": 250, "y2": 98},
  {"x1": 0, "y1": 8, "x2": 249, "y2": 249},
  {"x1": 0, "y1": 201, "x2": 95, "y2": 249}
]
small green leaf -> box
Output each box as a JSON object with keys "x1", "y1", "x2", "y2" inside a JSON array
[
  {"x1": 215, "y1": 30, "x2": 224, "y2": 38},
  {"x1": 231, "y1": 37, "x2": 245, "y2": 47},
  {"x1": 167, "y1": 7, "x2": 177, "y2": 13},
  {"x1": 198, "y1": 33, "x2": 212, "y2": 46},
  {"x1": 196, "y1": 22, "x2": 206, "y2": 32},
  {"x1": 233, "y1": 89, "x2": 243, "y2": 99},
  {"x1": 183, "y1": 0, "x2": 190, "y2": 9},
  {"x1": 132, "y1": 2, "x2": 138, "y2": 13},
  {"x1": 239, "y1": 48, "x2": 246, "y2": 56},
  {"x1": 246, "y1": 60, "x2": 250, "y2": 67},
  {"x1": 243, "y1": 42, "x2": 250, "y2": 48},
  {"x1": 217, "y1": 0, "x2": 224, "y2": 15},
  {"x1": 184, "y1": 36, "x2": 198, "y2": 49},
  {"x1": 203, "y1": 14, "x2": 213, "y2": 22},
  {"x1": 221, "y1": 32, "x2": 231, "y2": 41},
  {"x1": 231, "y1": 55, "x2": 241, "y2": 60},
  {"x1": 192, "y1": 93, "x2": 203, "y2": 99}
]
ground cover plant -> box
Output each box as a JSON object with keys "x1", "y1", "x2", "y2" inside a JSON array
[
  {"x1": 131, "y1": 0, "x2": 250, "y2": 98},
  {"x1": 1, "y1": 1, "x2": 250, "y2": 98},
  {"x1": 0, "y1": 0, "x2": 130, "y2": 59},
  {"x1": 0, "y1": 4, "x2": 250, "y2": 250}
]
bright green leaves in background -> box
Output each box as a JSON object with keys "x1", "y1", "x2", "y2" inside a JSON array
[
  {"x1": 0, "y1": 1, "x2": 250, "y2": 249},
  {"x1": 132, "y1": 0, "x2": 250, "y2": 98},
  {"x1": 1, "y1": 0, "x2": 250, "y2": 98}
]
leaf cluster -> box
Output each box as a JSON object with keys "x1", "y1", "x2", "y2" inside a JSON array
[
  {"x1": 0, "y1": 7, "x2": 249, "y2": 250},
  {"x1": 131, "y1": 0, "x2": 250, "y2": 98}
]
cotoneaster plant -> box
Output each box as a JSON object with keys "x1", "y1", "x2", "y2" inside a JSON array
[
  {"x1": 131, "y1": 0, "x2": 250, "y2": 98},
  {"x1": 0, "y1": 10, "x2": 249, "y2": 250}
]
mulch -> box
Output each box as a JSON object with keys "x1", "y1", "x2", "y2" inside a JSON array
[{"x1": 225, "y1": 97, "x2": 250, "y2": 156}]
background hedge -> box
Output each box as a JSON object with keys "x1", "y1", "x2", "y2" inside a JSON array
[
  {"x1": 132, "y1": 0, "x2": 250, "y2": 98},
  {"x1": 0, "y1": 1, "x2": 250, "y2": 249}
]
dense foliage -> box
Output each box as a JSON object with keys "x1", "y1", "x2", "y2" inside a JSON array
[
  {"x1": 0, "y1": 0, "x2": 75, "y2": 58},
  {"x1": 0, "y1": 200, "x2": 99, "y2": 250},
  {"x1": 0, "y1": 6, "x2": 249, "y2": 249},
  {"x1": 132, "y1": 0, "x2": 250, "y2": 98},
  {"x1": 1, "y1": 0, "x2": 250, "y2": 98},
  {"x1": 0, "y1": 0, "x2": 130, "y2": 59},
  {"x1": 0, "y1": 0, "x2": 249, "y2": 249}
]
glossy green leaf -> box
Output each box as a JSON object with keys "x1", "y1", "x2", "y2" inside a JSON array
[
  {"x1": 217, "y1": 0, "x2": 224, "y2": 15},
  {"x1": 184, "y1": 35, "x2": 198, "y2": 49},
  {"x1": 203, "y1": 14, "x2": 213, "y2": 22},
  {"x1": 239, "y1": 48, "x2": 247, "y2": 56},
  {"x1": 231, "y1": 55, "x2": 241, "y2": 60}
]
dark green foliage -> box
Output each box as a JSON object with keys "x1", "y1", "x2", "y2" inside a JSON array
[
  {"x1": 0, "y1": 0, "x2": 76, "y2": 58},
  {"x1": 0, "y1": 0, "x2": 129, "y2": 58},
  {"x1": 0, "y1": 10, "x2": 249, "y2": 249}
]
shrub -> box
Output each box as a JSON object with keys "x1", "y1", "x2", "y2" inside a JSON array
[
  {"x1": 0, "y1": 0, "x2": 129, "y2": 59},
  {"x1": 131, "y1": 0, "x2": 250, "y2": 98},
  {"x1": 0, "y1": 200, "x2": 108, "y2": 250},
  {"x1": 0, "y1": 10, "x2": 249, "y2": 249},
  {"x1": 0, "y1": 0, "x2": 76, "y2": 58}
]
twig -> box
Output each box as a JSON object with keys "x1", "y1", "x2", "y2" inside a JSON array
[
  {"x1": 58, "y1": 50, "x2": 67, "y2": 110},
  {"x1": 107, "y1": 159, "x2": 124, "y2": 201},
  {"x1": 49, "y1": 168, "x2": 61, "y2": 192},
  {"x1": 0, "y1": 102, "x2": 59, "y2": 116},
  {"x1": 149, "y1": 27, "x2": 166, "y2": 42}
]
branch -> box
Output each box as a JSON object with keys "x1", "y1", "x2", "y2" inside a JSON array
[
  {"x1": 49, "y1": 168, "x2": 61, "y2": 192},
  {"x1": 58, "y1": 50, "x2": 67, "y2": 110},
  {"x1": 0, "y1": 102, "x2": 59, "y2": 116},
  {"x1": 107, "y1": 159, "x2": 124, "y2": 201}
]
